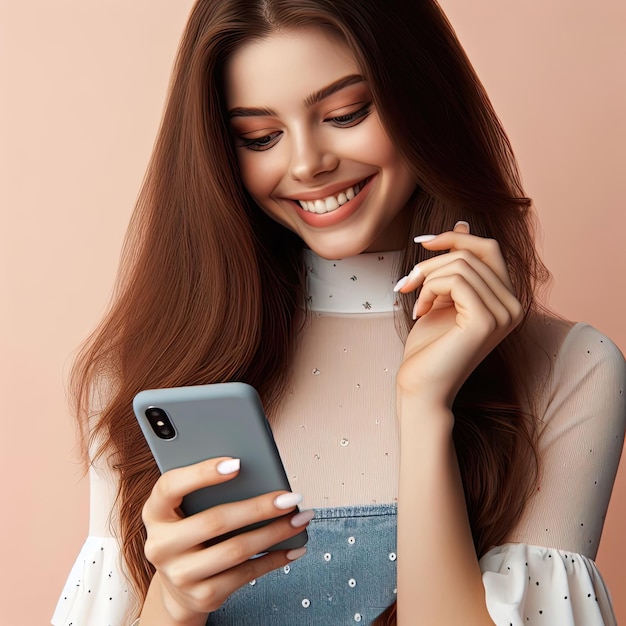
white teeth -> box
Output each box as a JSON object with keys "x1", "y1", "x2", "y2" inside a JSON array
[
  {"x1": 325, "y1": 196, "x2": 339, "y2": 211},
  {"x1": 297, "y1": 179, "x2": 368, "y2": 214}
]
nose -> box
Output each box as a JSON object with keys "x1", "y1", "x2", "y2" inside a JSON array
[{"x1": 288, "y1": 129, "x2": 339, "y2": 182}]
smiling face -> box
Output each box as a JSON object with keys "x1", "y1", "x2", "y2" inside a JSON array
[{"x1": 224, "y1": 27, "x2": 417, "y2": 259}]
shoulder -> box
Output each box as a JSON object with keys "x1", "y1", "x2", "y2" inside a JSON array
[
  {"x1": 551, "y1": 321, "x2": 626, "y2": 401},
  {"x1": 525, "y1": 312, "x2": 626, "y2": 437},
  {"x1": 524, "y1": 311, "x2": 625, "y2": 389},
  {"x1": 559, "y1": 322, "x2": 625, "y2": 365}
]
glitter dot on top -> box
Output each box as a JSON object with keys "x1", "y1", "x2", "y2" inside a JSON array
[
  {"x1": 249, "y1": 579, "x2": 256, "y2": 586},
  {"x1": 302, "y1": 599, "x2": 311, "y2": 608},
  {"x1": 340, "y1": 438, "x2": 349, "y2": 447},
  {"x1": 348, "y1": 536, "x2": 356, "y2": 545},
  {"x1": 354, "y1": 613, "x2": 362, "y2": 622},
  {"x1": 324, "y1": 552, "x2": 332, "y2": 562},
  {"x1": 312, "y1": 368, "x2": 321, "y2": 375},
  {"x1": 389, "y1": 552, "x2": 397, "y2": 561},
  {"x1": 283, "y1": 565, "x2": 291, "y2": 574},
  {"x1": 348, "y1": 578, "x2": 357, "y2": 588}
]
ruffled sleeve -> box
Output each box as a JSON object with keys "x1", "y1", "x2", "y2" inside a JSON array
[
  {"x1": 479, "y1": 543, "x2": 616, "y2": 625},
  {"x1": 477, "y1": 323, "x2": 625, "y2": 626},
  {"x1": 52, "y1": 458, "x2": 136, "y2": 625},
  {"x1": 51, "y1": 535, "x2": 131, "y2": 626}
]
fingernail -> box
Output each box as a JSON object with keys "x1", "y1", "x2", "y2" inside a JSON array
[
  {"x1": 454, "y1": 220, "x2": 470, "y2": 232},
  {"x1": 412, "y1": 300, "x2": 419, "y2": 320},
  {"x1": 216, "y1": 458, "x2": 240, "y2": 475},
  {"x1": 290, "y1": 509, "x2": 315, "y2": 527},
  {"x1": 286, "y1": 547, "x2": 307, "y2": 561},
  {"x1": 393, "y1": 276, "x2": 409, "y2": 292},
  {"x1": 413, "y1": 234, "x2": 438, "y2": 243},
  {"x1": 408, "y1": 265, "x2": 421, "y2": 281},
  {"x1": 274, "y1": 492, "x2": 304, "y2": 510}
]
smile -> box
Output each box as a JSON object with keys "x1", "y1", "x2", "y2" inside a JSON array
[{"x1": 296, "y1": 177, "x2": 371, "y2": 214}]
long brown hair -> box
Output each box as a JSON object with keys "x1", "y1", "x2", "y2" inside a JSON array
[{"x1": 71, "y1": 0, "x2": 549, "y2": 621}]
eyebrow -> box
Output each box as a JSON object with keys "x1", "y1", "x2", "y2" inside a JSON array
[{"x1": 228, "y1": 74, "x2": 365, "y2": 118}]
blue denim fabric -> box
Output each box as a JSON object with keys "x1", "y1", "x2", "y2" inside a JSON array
[{"x1": 207, "y1": 504, "x2": 398, "y2": 625}]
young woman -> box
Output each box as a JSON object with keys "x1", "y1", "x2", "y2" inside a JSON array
[{"x1": 52, "y1": 1, "x2": 625, "y2": 625}]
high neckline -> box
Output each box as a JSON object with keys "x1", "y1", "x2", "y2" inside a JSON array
[{"x1": 304, "y1": 249, "x2": 403, "y2": 314}]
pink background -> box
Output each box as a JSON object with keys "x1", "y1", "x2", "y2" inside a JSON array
[{"x1": 2, "y1": 1, "x2": 624, "y2": 623}]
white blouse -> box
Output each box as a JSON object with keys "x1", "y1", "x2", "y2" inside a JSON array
[{"x1": 52, "y1": 250, "x2": 626, "y2": 626}]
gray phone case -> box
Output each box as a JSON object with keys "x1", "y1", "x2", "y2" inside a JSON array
[{"x1": 133, "y1": 382, "x2": 307, "y2": 551}]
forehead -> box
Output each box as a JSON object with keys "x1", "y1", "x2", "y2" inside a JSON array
[{"x1": 224, "y1": 27, "x2": 360, "y2": 108}]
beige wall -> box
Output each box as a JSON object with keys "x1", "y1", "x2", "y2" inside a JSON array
[{"x1": 1, "y1": 1, "x2": 624, "y2": 623}]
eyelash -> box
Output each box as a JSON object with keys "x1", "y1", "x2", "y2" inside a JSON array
[
  {"x1": 238, "y1": 102, "x2": 372, "y2": 152},
  {"x1": 326, "y1": 103, "x2": 372, "y2": 127},
  {"x1": 239, "y1": 132, "x2": 281, "y2": 152}
]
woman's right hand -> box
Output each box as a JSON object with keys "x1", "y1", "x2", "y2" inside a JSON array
[{"x1": 140, "y1": 456, "x2": 312, "y2": 625}]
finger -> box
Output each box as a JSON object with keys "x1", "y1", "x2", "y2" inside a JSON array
[
  {"x1": 414, "y1": 262, "x2": 517, "y2": 329},
  {"x1": 413, "y1": 274, "x2": 498, "y2": 334},
  {"x1": 400, "y1": 250, "x2": 519, "y2": 315},
  {"x1": 453, "y1": 220, "x2": 470, "y2": 234},
  {"x1": 150, "y1": 490, "x2": 305, "y2": 558},
  {"x1": 168, "y1": 509, "x2": 312, "y2": 583},
  {"x1": 173, "y1": 546, "x2": 307, "y2": 614},
  {"x1": 413, "y1": 232, "x2": 512, "y2": 290},
  {"x1": 143, "y1": 457, "x2": 241, "y2": 523}
]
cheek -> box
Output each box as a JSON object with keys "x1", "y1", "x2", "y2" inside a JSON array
[
  {"x1": 238, "y1": 153, "x2": 281, "y2": 200},
  {"x1": 346, "y1": 118, "x2": 403, "y2": 170},
  {"x1": 368, "y1": 127, "x2": 402, "y2": 168}
]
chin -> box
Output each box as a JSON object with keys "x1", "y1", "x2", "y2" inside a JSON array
[{"x1": 303, "y1": 239, "x2": 371, "y2": 260}]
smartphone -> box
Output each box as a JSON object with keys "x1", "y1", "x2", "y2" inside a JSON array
[{"x1": 133, "y1": 382, "x2": 307, "y2": 551}]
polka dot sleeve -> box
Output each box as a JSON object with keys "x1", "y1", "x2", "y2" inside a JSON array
[
  {"x1": 479, "y1": 324, "x2": 624, "y2": 625},
  {"x1": 51, "y1": 536, "x2": 133, "y2": 626},
  {"x1": 480, "y1": 543, "x2": 616, "y2": 625}
]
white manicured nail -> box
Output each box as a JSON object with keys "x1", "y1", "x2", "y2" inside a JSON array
[
  {"x1": 216, "y1": 458, "x2": 240, "y2": 475},
  {"x1": 286, "y1": 547, "x2": 307, "y2": 561},
  {"x1": 408, "y1": 265, "x2": 421, "y2": 281},
  {"x1": 413, "y1": 234, "x2": 438, "y2": 243},
  {"x1": 393, "y1": 276, "x2": 409, "y2": 292},
  {"x1": 412, "y1": 300, "x2": 419, "y2": 321},
  {"x1": 274, "y1": 492, "x2": 304, "y2": 509},
  {"x1": 454, "y1": 220, "x2": 470, "y2": 232},
  {"x1": 290, "y1": 509, "x2": 315, "y2": 527}
]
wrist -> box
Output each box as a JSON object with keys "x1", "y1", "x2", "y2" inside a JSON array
[
  {"x1": 140, "y1": 573, "x2": 208, "y2": 626},
  {"x1": 396, "y1": 389, "x2": 455, "y2": 437}
]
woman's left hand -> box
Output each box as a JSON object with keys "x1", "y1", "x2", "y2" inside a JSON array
[{"x1": 395, "y1": 222, "x2": 524, "y2": 413}]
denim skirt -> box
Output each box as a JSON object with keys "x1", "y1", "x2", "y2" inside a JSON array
[{"x1": 207, "y1": 504, "x2": 398, "y2": 625}]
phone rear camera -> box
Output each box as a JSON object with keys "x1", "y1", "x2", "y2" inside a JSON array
[{"x1": 146, "y1": 407, "x2": 176, "y2": 440}]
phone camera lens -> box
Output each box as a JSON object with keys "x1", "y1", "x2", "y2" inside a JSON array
[{"x1": 146, "y1": 407, "x2": 176, "y2": 440}]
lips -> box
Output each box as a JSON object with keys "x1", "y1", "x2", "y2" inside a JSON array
[
  {"x1": 294, "y1": 177, "x2": 371, "y2": 215},
  {"x1": 289, "y1": 175, "x2": 376, "y2": 229}
]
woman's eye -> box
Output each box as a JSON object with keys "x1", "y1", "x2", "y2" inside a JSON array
[
  {"x1": 327, "y1": 103, "x2": 372, "y2": 127},
  {"x1": 238, "y1": 131, "x2": 282, "y2": 151}
]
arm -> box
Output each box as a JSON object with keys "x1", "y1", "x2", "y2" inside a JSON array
[
  {"x1": 397, "y1": 399, "x2": 493, "y2": 625},
  {"x1": 394, "y1": 223, "x2": 523, "y2": 625}
]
